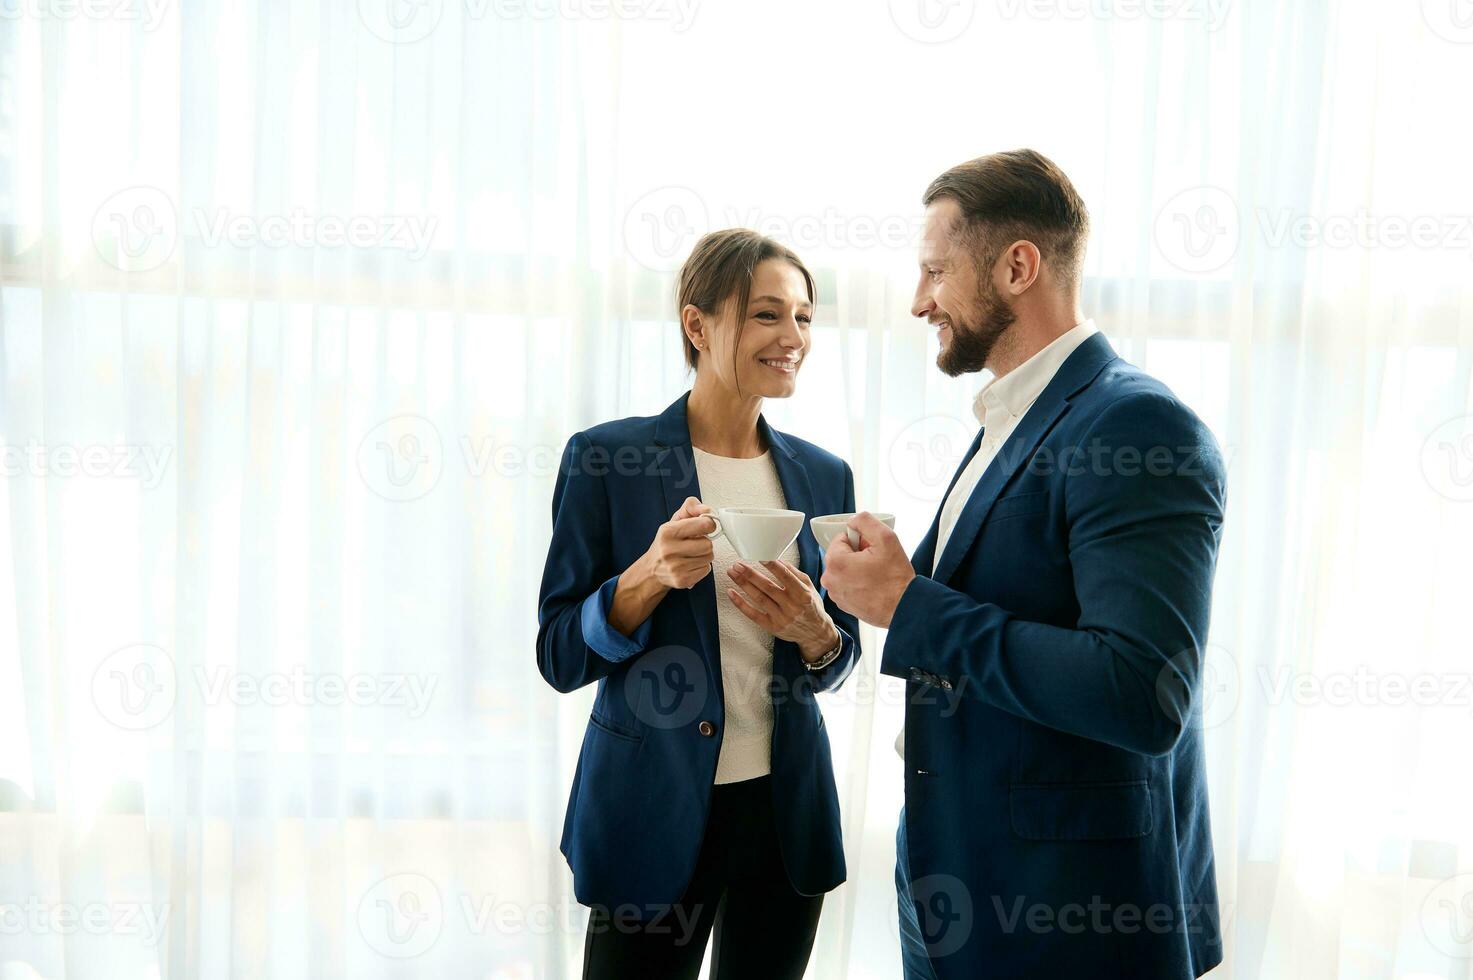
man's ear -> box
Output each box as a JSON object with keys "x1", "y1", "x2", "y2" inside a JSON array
[{"x1": 999, "y1": 240, "x2": 1043, "y2": 295}]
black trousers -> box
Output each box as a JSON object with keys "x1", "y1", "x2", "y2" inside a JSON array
[{"x1": 581, "y1": 774, "x2": 825, "y2": 980}]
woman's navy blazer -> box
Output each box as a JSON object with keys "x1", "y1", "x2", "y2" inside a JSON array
[{"x1": 536, "y1": 391, "x2": 862, "y2": 914}]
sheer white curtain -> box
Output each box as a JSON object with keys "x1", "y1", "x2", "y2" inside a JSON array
[{"x1": 3, "y1": 0, "x2": 1471, "y2": 978}]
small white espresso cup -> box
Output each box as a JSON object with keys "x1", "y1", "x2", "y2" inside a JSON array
[
  {"x1": 703, "y1": 507, "x2": 806, "y2": 562},
  {"x1": 810, "y1": 512, "x2": 896, "y2": 550}
]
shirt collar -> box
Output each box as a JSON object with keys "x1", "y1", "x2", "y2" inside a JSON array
[{"x1": 973, "y1": 319, "x2": 1099, "y2": 424}]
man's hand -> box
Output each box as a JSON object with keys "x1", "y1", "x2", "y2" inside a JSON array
[{"x1": 819, "y1": 512, "x2": 915, "y2": 628}]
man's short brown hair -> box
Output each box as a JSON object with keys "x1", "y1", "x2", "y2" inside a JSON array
[{"x1": 922, "y1": 149, "x2": 1090, "y2": 289}]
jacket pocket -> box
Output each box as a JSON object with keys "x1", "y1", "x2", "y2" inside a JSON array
[
  {"x1": 589, "y1": 712, "x2": 644, "y2": 744},
  {"x1": 1009, "y1": 779, "x2": 1153, "y2": 840},
  {"x1": 987, "y1": 490, "x2": 1049, "y2": 523}
]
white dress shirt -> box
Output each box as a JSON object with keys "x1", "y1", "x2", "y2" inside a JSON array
[{"x1": 897, "y1": 319, "x2": 1101, "y2": 759}]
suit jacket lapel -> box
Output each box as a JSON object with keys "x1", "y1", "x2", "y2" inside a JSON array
[
  {"x1": 929, "y1": 402, "x2": 1071, "y2": 586},
  {"x1": 928, "y1": 332, "x2": 1119, "y2": 587}
]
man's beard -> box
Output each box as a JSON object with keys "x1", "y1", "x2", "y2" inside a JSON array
[{"x1": 937, "y1": 278, "x2": 1016, "y2": 377}]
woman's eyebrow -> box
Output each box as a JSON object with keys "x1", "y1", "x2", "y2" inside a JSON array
[{"x1": 750, "y1": 295, "x2": 812, "y2": 307}]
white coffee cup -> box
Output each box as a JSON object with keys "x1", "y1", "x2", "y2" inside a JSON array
[
  {"x1": 704, "y1": 507, "x2": 806, "y2": 562},
  {"x1": 810, "y1": 512, "x2": 896, "y2": 550}
]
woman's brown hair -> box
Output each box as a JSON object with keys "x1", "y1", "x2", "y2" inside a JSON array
[{"x1": 676, "y1": 229, "x2": 817, "y2": 373}]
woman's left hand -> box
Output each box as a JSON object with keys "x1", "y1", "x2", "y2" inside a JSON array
[{"x1": 728, "y1": 560, "x2": 841, "y2": 664}]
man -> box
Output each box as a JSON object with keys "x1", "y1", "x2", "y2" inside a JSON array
[{"x1": 821, "y1": 149, "x2": 1226, "y2": 978}]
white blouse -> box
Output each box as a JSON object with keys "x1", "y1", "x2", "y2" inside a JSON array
[{"x1": 692, "y1": 446, "x2": 800, "y2": 785}]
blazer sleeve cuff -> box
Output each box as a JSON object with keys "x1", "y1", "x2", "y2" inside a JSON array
[
  {"x1": 881, "y1": 575, "x2": 949, "y2": 681},
  {"x1": 579, "y1": 573, "x2": 652, "y2": 663}
]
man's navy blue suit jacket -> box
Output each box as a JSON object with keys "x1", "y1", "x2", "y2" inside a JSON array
[
  {"x1": 886, "y1": 332, "x2": 1227, "y2": 978},
  {"x1": 536, "y1": 392, "x2": 861, "y2": 915}
]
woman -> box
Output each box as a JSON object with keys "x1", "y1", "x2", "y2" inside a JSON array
[{"x1": 536, "y1": 229, "x2": 861, "y2": 979}]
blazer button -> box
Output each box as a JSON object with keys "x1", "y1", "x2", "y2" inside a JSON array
[{"x1": 698, "y1": 721, "x2": 715, "y2": 737}]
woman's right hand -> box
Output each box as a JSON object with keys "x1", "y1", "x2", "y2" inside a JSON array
[
  {"x1": 643, "y1": 496, "x2": 718, "y2": 590},
  {"x1": 607, "y1": 497, "x2": 716, "y2": 639}
]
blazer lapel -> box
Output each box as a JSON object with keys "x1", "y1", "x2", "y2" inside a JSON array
[
  {"x1": 929, "y1": 332, "x2": 1119, "y2": 587},
  {"x1": 759, "y1": 416, "x2": 820, "y2": 584},
  {"x1": 652, "y1": 393, "x2": 721, "y2": 679}
]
